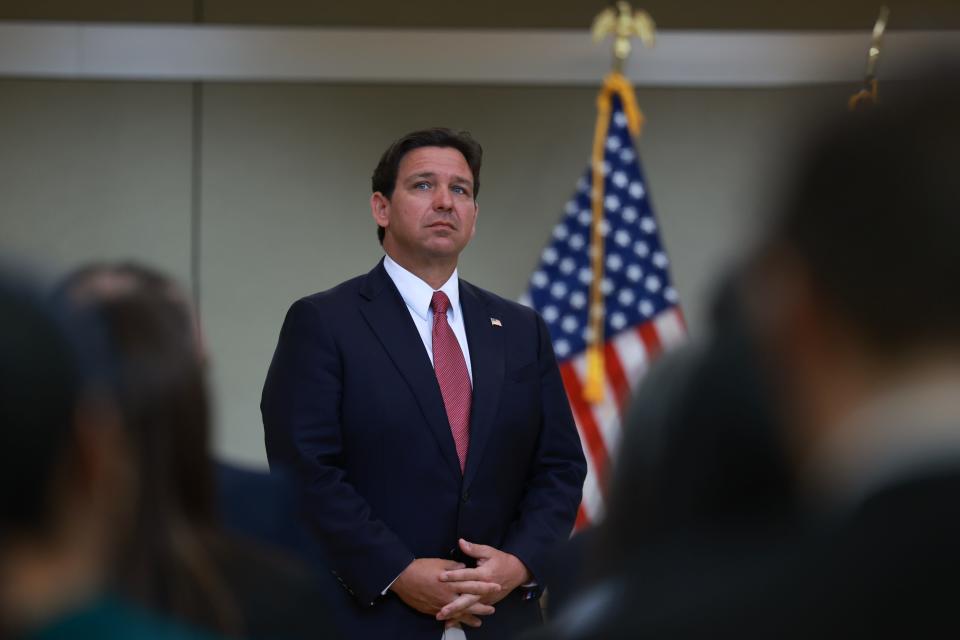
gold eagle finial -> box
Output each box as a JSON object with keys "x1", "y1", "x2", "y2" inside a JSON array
[{"x1": 592, "y1": 1, "x2": 656, "y2": 72}]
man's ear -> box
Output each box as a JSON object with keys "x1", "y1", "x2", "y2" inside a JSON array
[
  {"x1": 469, "y1": 202, "x2": 479, "y2": 240},
  {"x1": 371, "y1": 192, "x2": 390, "y2": 232}
]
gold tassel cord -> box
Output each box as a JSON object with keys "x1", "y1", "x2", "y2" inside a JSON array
[
  {"x1": 603, "y1": 73, "x2": 645, "y2": 137},
  {"x1": 849, "y1": 78, "x2": 879, "y2": 111},
  {"x1": 583, "y1": 72, "x2": 645, "y2": 403}
]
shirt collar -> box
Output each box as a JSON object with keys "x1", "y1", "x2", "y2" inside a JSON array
[{"x1": 382, "y1": 254, "x2": 461, "y2": 322}]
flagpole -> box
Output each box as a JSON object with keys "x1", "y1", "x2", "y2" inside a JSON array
[
  {"x1": 849, "y1": 6, "x2": 889, "y2": 111},
  {"x1": 583, "y1": 2, "x2": 654, "y2": 403}
]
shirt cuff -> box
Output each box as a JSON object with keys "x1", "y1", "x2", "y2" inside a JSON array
[{"x1": 382, "y1": 571, "x2": 404, "y2": 596}]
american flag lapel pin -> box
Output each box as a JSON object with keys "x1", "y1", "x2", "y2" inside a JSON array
[{"x1": 490, "y1": 317, "x2": 502, "y2": 327}]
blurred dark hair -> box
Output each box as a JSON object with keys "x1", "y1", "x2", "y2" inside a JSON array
[
  {"x1": 770, "y1": 63, "x2": 960, "y2": 355},
  {"x1": 60, "y1": 262, "x2": 240, "y2": 635},
  {"x1": 0, "y1": 269, "x2": 115, "y2": 535},
  {"x1": 371, "y1": 127, "x2": 482, "y2": 244},
  {"x1": 594, "y1": 274, "x2": 795, "y2": 575}
]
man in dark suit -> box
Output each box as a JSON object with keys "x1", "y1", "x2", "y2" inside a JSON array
[{"x1": 262, "y1": 128, "x2": 587, "y2": 639}]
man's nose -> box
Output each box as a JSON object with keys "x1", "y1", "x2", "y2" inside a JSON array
[{"x1": 433, "y1": 186, "x2": 454, "y2": 210}]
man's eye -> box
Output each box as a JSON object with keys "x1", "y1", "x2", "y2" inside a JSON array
[
  {"x1": 415, "y1": 182, "x2": 431, "y2": 190},
  {"x1": 452, "y1": 186, "x2": 469, "y2": 195}
]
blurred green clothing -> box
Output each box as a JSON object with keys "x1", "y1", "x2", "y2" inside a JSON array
[{"x1": 22, "y1": 596, "x2": 222, "y2": 640}]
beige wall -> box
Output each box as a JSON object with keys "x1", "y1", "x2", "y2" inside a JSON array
[
  {"x1": 0, "y1": 78, "x2": 849, "y2": 466},
  {"x1": 0, "y1": 80, "x2": 193, "y2": 283}
]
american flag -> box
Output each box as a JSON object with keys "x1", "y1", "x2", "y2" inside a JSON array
[{"x1": 524, "y1": 91, "x2": 685, "y2": 529}]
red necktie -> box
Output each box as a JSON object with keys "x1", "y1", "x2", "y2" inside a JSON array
[{"x1": 430, "y1": 291, "x2": 471, "y2": 473}]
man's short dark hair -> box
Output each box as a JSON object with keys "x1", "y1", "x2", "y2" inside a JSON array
[
  {"x1": 371, "y1": 127, "x2": 483, "y2": 245},
  {"x1": 770, "y1": 63, "x2": 960, "y2": 355}
]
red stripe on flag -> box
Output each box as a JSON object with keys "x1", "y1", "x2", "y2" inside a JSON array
[
  {"x1": 603, "y1": 341, "x2": 631, "y2": 415},
  {"x1": 637, "y1": 321, "x2": 663, "y2": 361},
  {"x1": 674, "y1": 307, "x2": 689, "y2": 334},
  {"x1": 559, "y1": 362, "x2": 610, "y2": 495},
  {"x1": 574, "y1": 503, "x2": 589, "y2": 531}
]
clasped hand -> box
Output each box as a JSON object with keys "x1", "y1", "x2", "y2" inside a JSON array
[{"x1": 390, "y1": 538, "x2": 531, "y2": 629}]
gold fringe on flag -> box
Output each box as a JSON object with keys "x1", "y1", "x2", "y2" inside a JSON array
[{"x1": 583, "y1": 72, "x2": 644, "y2": 403}]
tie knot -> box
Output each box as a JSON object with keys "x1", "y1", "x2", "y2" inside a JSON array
[{"x1": 430, "y1": 291, "x2": 451, "y2": 316}]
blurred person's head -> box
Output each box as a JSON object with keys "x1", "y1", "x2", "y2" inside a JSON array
[
  {"x1": 594, "y1": 273, "x2": 794, "y2": 577},
  {"x1": 61, "y1": 263, "x2": 212, "y2": 523},
  {"x1": 59, "y1": 262, "x2": 238, "y2": 634},
  {"x1": 0, "y1": 267, "x2": 132, "y2": 632},
  {"x1": 643, "y1": 278, "x2": 794, "y2": 530},
  {"x1": 747, "y1": 63, "x2": 960, "y2": 476}
]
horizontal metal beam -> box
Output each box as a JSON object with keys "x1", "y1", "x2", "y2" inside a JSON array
[{"x1": 0, "y1": 22, "x2": 957, "y2": 86}]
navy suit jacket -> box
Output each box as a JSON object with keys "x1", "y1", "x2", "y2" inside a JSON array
[{"x1": 261, "y1": 260, "x2": 586, "y2": 639}]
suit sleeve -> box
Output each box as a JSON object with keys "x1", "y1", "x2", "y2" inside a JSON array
[
  {"x1": 500, "y1": 313, "x2": 587, "y2": 587},
  {"x1": 261, "y1": 297, "x2": 414, "y2": 606}
]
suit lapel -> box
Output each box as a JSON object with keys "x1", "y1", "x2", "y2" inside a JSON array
[
  {"x1": 460, "y1": 280, "x2": 505, "y2": 490},
  {"x1": 357, "y1": 261, "x2": 462, "y2": 480}
]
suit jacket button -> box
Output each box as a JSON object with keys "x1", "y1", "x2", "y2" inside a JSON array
[{"x1": 461, "y1": 490, "x2": 470, "y2": 504}]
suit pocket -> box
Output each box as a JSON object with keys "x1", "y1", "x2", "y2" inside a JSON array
[{"x1": 507, "y1": 362, "x2": 539, "y2": 383}]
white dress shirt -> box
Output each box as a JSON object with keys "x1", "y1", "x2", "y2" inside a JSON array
[
  {"x1": 382, "y1": 254, "x2": 472, "y2": 640},
  {"x1": 383, "y1": 254, "x2": 473, "y2": 384}
]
